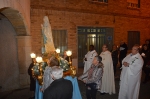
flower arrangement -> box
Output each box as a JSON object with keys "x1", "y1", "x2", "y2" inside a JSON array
[
  {"x1": 32, "y1": 62, "x2": 47, "y2": 77},
  {"x1": 31, "y1": 54, "x2": 75, "y2": 85},
  {"x1": 59, "y1": 57, "x2": 70, "y2": 71}
]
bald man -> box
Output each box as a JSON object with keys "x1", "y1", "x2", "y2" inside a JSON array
[{"x1": 118, "y1": 45, "x2": 144, "y2": 99}]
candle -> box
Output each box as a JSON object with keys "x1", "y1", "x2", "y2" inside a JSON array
[
  {"x1": 36, "y1": 56, "x2": 43, "y2": 63},
  {"x1": 56, "y1": 48, "x2": 60, "y2": 53},
  {"x1": 30, "y1": 53, "x2": 36, "y2": 58},
  {"x1": 66, "y1": 50, "x2": 72, "y2": 56}
]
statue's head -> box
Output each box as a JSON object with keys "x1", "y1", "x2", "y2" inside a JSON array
[{"x1": 43, "y1": 16, "x2": 49, "y2": 26}]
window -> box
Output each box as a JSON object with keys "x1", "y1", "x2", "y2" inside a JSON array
[
  {"x1": 128, "y1": 31, "x2": 140, "y2": 50},
  {"x1": 52, "y1": 30, "x2": 67, "y2": 56},
  {"x1": 127, "y1": 0, "x2": 140, "y2": 8},
  {"x1": 90, "y1": 0, "x2": 108, "y2": 3}
]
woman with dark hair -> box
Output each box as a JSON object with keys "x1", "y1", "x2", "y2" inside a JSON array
[
  {"x1": 111, "y1": 45, "x2": 119, "y2": 75},
  {"x1": 41, "y1": 56, "x2": 59, "y2": 92},
  {"x1": 140, "y1": 44, "x2": 150, "y2": 68},
  {"x1": 145, "y1": 39, "x2": 150, "y2": 50},
  {"x1": 78, "y1": 56, "x2": 103, "y2": 99}
]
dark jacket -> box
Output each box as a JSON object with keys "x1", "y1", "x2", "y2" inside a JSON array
[
  {"x1": 119, "y1": 43, "x2": 128, "y2": 59},
  {"x1": 140, "y1": 49, "x2": 150, "y2": 67},
  {"x1": 28, "y1": 62, "x2": 36, "y2": 91},
  {"x1": 111, "y1": 50, "x2": 119, "y2": 65},
  {"x1": 43, "y1": 78, "x2": 73, "y2": 99}
]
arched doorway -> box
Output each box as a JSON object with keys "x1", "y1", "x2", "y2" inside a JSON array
[{"x1": 0, "y1": 8, "x2": 31, "y2": 91}]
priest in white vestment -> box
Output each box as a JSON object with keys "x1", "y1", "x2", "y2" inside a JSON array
[
  {"x1": 100, "y1": 44, "x2": 116, "y2": 95},
  {"x1": 118, "y1": 45, "x2": 144, "y2": 99},
  {"x1": 83, "y1": 45, "x2": 98, "y2": 73}
]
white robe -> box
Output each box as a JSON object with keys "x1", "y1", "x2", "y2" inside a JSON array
[
  {"x1": 83, "y1": 50, "x2": 97, "y2": 73},
  {"x1": 118, "y1": 53, "x2": 143, "y2": 99},
  {"x1": 100, "y1": 51, "x2": 116, "y2": 94}
]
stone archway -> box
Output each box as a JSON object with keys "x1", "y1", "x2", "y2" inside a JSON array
[
  {"x1": 0, "y1": 8, "x2": 31, "y2": 91},
  {"x1": 1, "y1": 7, "x2": 29, "y2": 36}
]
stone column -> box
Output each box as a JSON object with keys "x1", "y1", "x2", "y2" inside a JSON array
[{"x1": 16, "y1": 36, "x2": 32, "y2": 87}]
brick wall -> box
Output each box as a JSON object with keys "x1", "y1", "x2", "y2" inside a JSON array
[{"x1": 30, "y1": 0, "x2": 150, "y2": 58}]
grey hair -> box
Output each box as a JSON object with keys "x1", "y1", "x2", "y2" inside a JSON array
[{"x1": 51, "y1": 66, "x2": 63, "y2": 79}]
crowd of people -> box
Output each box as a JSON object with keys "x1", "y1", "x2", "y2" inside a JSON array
[
  {"x1": 28, "y1": 55, "x2": 74, "y2": 99},
  {"x1": 28, "y1": 39, "x2": 150, "y2": 99},
  {"x1": 80, "y1": 39, "x2": 150, "y2": 99}
]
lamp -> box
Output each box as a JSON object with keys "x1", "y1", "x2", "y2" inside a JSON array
[
  {"x1": 66, "y1": 50, "x2": 72, "y2": 66},
  {"x1": 36, "y1": 56, "x2": 43, "y2": 63},
  {"x1": 56, "y1": 48, "x2": 60, "y2": 53},
  {"x1": 66, "y1": 50, "x2": 72, "y2": 56},
  {"x1": 35, "y1": 56, "x2": 44, "y2": 85},
  {"x1": 66, "y1": 50, "x2": 76, "y2": 76},
  {"x1": 30, "y1": 53, "x2": 36, "y2": 58},
  {"x1": 56, "y1": 48, "x2": 60, "y2": 59},
  {"x1": 30, "y1": 53, "x2": 36, "y2": 64}
]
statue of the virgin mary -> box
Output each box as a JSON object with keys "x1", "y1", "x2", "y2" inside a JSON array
[{"x1": 41, "y1": 16, "x2": 55, "y2": 53}]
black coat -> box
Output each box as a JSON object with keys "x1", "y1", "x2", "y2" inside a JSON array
[
  {"x1": 119, "y1": 43, "x2": 128, "y2": 59},
  {"x1": 111, "y1": 50, "x2": 119, "y2": 65},
  {"x1": 140, "y1": 49, "x2": 150, "y2": 67},
  {"x1": 28, "y1": 63, "x2": 36, "y2": 91},
  {"x1": 43, "y1": 78, "x2": 73, "y2": 99}
]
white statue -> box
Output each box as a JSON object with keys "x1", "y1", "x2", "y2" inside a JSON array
[{"x1": 41, "y1": 16, "x2": 55, "y2": 53}]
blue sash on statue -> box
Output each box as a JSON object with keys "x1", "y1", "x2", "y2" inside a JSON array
[
  {"x1": 65, "y1": 76, "x2": 82, "y2": 99},
  {"x1": 35, "y1": 80, "x2": 43, "y2": 99}
]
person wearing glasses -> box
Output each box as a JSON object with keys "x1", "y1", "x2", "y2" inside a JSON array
[
  {"x1": 99, "y1": 44, "x2": 116, "y2": 95},
  {"x1": 78, "y1": 56, "x2": 103, "y2": 99},
  {"x1": 118, "y1": 45, "x2": 143, "y2": 99}
]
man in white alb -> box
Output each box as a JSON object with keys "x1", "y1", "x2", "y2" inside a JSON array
[
  {"x1": 118, "y1": 45, "x2": 144, "y2": 99},
  {"x1": 100, "y1": 44, "x2": 115, "y2": 95},
  {"x1": 83, "y1": 45, "x2": 98, "y2": 73}
]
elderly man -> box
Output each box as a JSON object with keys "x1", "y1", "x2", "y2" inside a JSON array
[
  {"x1": 118, "y1": 45, "x2": 144, "y2": 99},
  {"x1": 83, "y1": 45, "x2": 98, "y2": 73},
  {"x1": 100, "y1": 44, "x2": 115, "y2": 95},
  {"x1": 43, "y1": 66, "x2": 73, "y2": 99}
]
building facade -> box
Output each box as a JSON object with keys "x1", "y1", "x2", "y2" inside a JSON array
[{"x1": 31, "y1": 0, "x2": 150, "y2": 66}]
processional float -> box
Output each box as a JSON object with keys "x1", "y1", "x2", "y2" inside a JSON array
[{"x1": 30, "y1": 16, "x2": 76, "y2": 85}]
